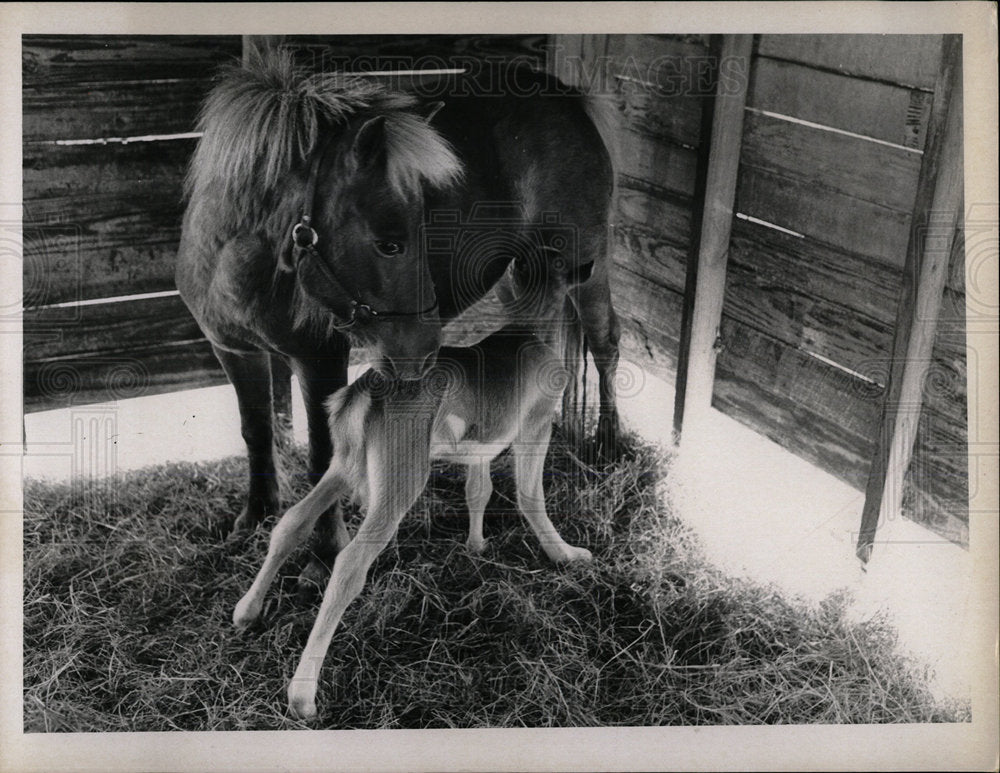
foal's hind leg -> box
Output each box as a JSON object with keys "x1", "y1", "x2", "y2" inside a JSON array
[
  {"x1": 292, "y1": 354, "x2": 352, "y2": 590},
  {"x1": 571, "y1": 260, "x2": 621, "y2": 457},
  {"x1": 513, "y1": 417, "x2": 592, "y2": 564},
  {"x1": 214, "y1": 347, "x2": 280, "y2": 534},
  {"x1": 464, "y1": 459, "x2": 492, "y2": 554}
]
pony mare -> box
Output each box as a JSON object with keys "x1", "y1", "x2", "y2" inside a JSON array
[
  {"x1": 176, "y1": 49, "x2": 619, "y2": 581},
  {"x1": 233, "y1": 252, "x2": 594, "y2": 720}
]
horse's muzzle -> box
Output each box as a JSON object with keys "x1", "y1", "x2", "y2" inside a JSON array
[
  {"x1": 376, "y1": 321, "x2": 441, "y2": 381},
  {"x1": 379, "y1": 349, "x2": 438, "y2": 381}
]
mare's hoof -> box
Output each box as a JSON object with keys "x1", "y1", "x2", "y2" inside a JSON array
[
  {"x1": 590, "y1": 415, "x2": 620, "y2": 463},
  {"x1": 297, "y1": 558, "x2": 330, "y2": 595},
  {"x1": 226, "y1": 509, "x2": 259, "y2": 542}
]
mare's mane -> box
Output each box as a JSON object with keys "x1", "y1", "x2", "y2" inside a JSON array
[{"x1": 186, "y1": 49, "x2": 463, "y2": 229}]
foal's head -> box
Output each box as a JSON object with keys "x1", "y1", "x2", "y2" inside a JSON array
[{"x1": 293, "y1": 110, "x2": 462, "y2": 379}]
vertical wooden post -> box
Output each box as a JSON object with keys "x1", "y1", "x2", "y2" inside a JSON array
[
  {"x1": 673, "y1": 34, "x2": 722, "y2": 439},
  {"x1": 673, "y1": 34, "x2": 754, "y2": 440},
  {"x1": 856, "y1": 36, "x2": 963, "y2": 563}
]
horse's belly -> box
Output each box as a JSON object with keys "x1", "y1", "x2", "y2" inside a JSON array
[{"x1": 431, "y1": 439, "x2": 513, "y2": 464}]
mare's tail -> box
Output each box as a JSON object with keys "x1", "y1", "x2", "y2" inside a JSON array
[
  {"x1": 557, "y1": 92, "x2": 618, "y2": 450},
  {"x1": 560, "y1": 295, "x2": 589, "y2": 449}
]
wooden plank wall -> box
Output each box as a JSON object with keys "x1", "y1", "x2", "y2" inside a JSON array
[
  {"x1": 23, "y1": 34, "x2": 544, "y2": 411},
  {"x1": 552, "y1": 34, "x2": 967, "y2": 546},
  {"x1": 22, "y1": 36, "x2": 242, "y2": 410},
  {"x1": 716, "y1": 35, "x2": 967, "y2": 545}
]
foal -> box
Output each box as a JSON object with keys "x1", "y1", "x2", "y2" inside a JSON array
[{"x1": 233, "y1": 254, "x2": 594, "y2": 720}]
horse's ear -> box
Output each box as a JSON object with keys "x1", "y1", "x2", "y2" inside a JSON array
[
  {"x1": 420, "y1": 101, "x2": 445, "y2": 123},
  {"x1": 352, "y1": 115, "x2": 388, "y2": 169}
]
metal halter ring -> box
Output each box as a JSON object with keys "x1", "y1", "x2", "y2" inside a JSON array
[
  {"x1": 292, "y1": 222, "x2": 319, "y2": 248},
  {"x1": 352, "y1": 302, "x2": 376, "y2": 323}
]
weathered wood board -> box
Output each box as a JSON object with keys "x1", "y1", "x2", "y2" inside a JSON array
[
  {"x1": 23, "y1": 140, "x2": 193, "y2": 306},
  {"x1": 756, "y1": 35, "x2": 944, "y2": 90},
  {"x1": 741, "y1": 110, "x2": 922, "y2": 213},
  {"x1": 713, "y1": 314, "x2": 881, "y2": 490},
  {"x1": 900, "y1": 222, "x2": 969, "y2": 546},
  {"x1": 23, "y1": 294, "x2": 226, "y2": 411},
  {"x1": 724, "y1": 219, "x2": 900, "y2": 372},
  {"x1": 283, "y1": 33, "x2": 548, "y2": 69},
  {"x1": 23, "y1": 339, "x2": 228, "y2": 412},
  {"x1": 22, "y1": 35, "x2": 242, "y2": 86},
  {"x1": 748, "y1": 56, "x2": 934, "y2": 149},
  {"x1": 735, "y1": 166, "x2": 914, "y2": 269}
]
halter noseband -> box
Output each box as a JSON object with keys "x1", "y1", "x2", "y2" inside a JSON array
[{"x1": 281, "y1": 138, "x2": 439, "y2": 330}]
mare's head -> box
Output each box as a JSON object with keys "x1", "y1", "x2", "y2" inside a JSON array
[
  {"x1": 291, "y1": 109, "x2": 462, "y2": 379},
  {"x1": 187, "y1": 50, "x2": 462, "y2": 380}
]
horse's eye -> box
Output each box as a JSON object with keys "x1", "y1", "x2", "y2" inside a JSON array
[{"x1": 375, "y1": 241, "x2": 404, "y2": 257}]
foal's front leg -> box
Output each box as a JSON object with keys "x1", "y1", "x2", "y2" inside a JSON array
[
  {"x1": 292, "y1": 354, "x2": 353, "y2": 590},
  {"x1": 287, "y1": 451, "x2": 429, "y2": 720},
  {"x1": 233, "y1": 469, "x2": 346, "y2": 629}
]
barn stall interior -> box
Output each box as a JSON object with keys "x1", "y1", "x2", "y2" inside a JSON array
[{"x1": 19, "y1": 34, "x2": 976, "y2": 726}]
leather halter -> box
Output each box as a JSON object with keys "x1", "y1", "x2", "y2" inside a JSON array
[{"x1": 281, "y1": 137, "x2": 439, "y2": 330}]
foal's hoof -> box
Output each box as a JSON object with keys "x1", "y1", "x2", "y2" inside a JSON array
[
  {"x1": 288, "y1": 684, "x2": 319, "y2": 721},
  {"x1": 227, "y1": 497, "x2": 278, "y2": 541},
  {"x1": 559, "y1": 545, "x2": 593, "y2": 563},
  {"x1": 465, "y1": 536, "x2": 487, "y2": 555},
  {"x1": 232, "y1": 594, "x2": 262, "y2": 630}
]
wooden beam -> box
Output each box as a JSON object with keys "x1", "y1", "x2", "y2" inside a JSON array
[
  {"x1": 856, "y1": 35, "x2": 964, "y2": 563},
  {"x1": 673, "y1": 34, "x2": 754, "y2": 439},
  {"x1": 673, "y1": 34, "x2": 721, "y2": 438}
]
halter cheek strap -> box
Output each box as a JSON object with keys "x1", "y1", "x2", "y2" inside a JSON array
[{"x1": 281, "y1": 134, "x2": 439, "y2": 330}]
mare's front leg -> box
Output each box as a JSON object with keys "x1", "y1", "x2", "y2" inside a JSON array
[
  {"x1": 292, "y1": 351, "x2": 352, "y2": 589},
  {"x1": 214, "y1": 346, "x2": 280, "y2": 533},
  {"x1": 287, "y1": 415, "x2": 432, "y2": 720}
]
